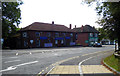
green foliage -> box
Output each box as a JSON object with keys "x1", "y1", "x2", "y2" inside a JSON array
[
  {"x1": 96, "y1": 2, "x2": 120, "y2": 40},
  {"x1": 2, "y1": 2, "x2": 23, "y2": 39},
  {"x1": 96, "y1": 2, "x2": 120, "y2": 50},
  {"x1": 104, "y1": 55, "x2": 120, "y2": 72},
  {"x1": 83, "y1": 1, "x2": 120, "y2": 50},
  {"x1": 97, "y1": 28, "x2": 108, "y2": 41}
]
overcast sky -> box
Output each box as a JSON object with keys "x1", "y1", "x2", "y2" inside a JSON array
[{"x1": 19, "y1": 0, "x2": 100, "y2": 28}]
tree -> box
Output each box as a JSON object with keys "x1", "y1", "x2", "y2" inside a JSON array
[
  {"x1": 2, "y1": 2, "x2": 23, "y2": 48},
  {"x1": 97, "y1": 28, "x2": 108, "y2": 41},
  {"x1": 96, "y1": 2, "x2": 120, "y2": 51},
  {"x1": 83, "y1": 1, "x2": 120, "y2": 51}
]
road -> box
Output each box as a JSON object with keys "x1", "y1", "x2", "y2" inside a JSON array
[{"x1": 1, "y1": 45, "x2": 116, "y2": 76}]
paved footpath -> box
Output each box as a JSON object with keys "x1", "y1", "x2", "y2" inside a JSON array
[
  {"x1": 46, "y1": 50, "x2": 116, "y2": 76},
  {"x1": 47, "y1": 65, "x2": 113, "y2": 76}
]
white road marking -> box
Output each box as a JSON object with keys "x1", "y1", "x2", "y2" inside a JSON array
[
  {"x1": 79, "y1": 57, "x2": 93, "y2": 76},
  {"x1": 46, "y1": 66, "x2": 55, "y2": 75},
  {"x1": 54, "y1": 53, "x2": 58, "y2": 56},
  {"x1": 79, "y1": 52, "x2": 111, "y2": 76},
  {"x1": 9, "y1": 57, "x2": 18, "y2": 58},
  {"x1": 0, "y1": 66, "x2": 17, "y2": 72},
  {"x1": 14, "y1": 61, "x2": 39, "y2": 67},
  {"x1": 82, "y1": 50, "x2": 106, "y2": 56},
  {"x1": 0, "y1": 61, "x2": 38, "y2": 72},
  {"x1": 16, "y1": 53, "x2": 18, "y2": 56},
  {"x1": 4, "y1": 60, "x2": 21, "y2": 63},
  {"x1": 2, "y1": 56, "x2": 18, "y2": 59},
  {"x1": 30, "y1": 52, "x2": 32, "y2": 54}
]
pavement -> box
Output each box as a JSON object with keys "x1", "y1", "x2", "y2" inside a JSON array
[
  {"x1": 47, "y1": 65, "x2": 112, "y2": 75},
  {"x1": 46, "y1": 49, "x2": 116, "y2": 76}
]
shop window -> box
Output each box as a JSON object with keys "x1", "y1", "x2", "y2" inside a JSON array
[
  {"x1": 24, "y1": 40, "x2": 27, "y2": 47},
  {"x1": 71, "y1": 38, "x2": 73, "y2": 42},
  {"x1": 70, "y1": 33, "x2": 73, "y2": 37},
  {"x1": 36, "y1": 40, "x2": 40, "y2": 47},
  {"x1": 47, "y1": 32, "x2": 51, "y2": 37},
  {"x1": 61, "y1": 40, "x2": 64, "y2": 44},
  {"x1": 62, "y1": 33, "x2": 66, "y2": 37},
  {"x1": 48, "y1": 39, "x2": 51, "y2": 43},
  {"x1": 55, "y1": 33, "x2": 59, "y2": 37},
  {"x1": 55, "y1": 40, "x2": 58, "y2": 44},
  {"x1": 36, "y1": 32, "x2": 40, "y2": 37}
]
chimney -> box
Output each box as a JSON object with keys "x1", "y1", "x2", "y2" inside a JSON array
[
  {"x1": 52, "y1": 21, "x2": 54, "y2": 24},
  {"x1": 69, "y1": 24, "x2": 72, "y2": 29},
  {"x1": 82, "y1": 25, "x2": 83, "y2": 27},
  {"x1": 75, "y1": 25, "x2": 76, "y2": 28},
  {"x1": 81, "y1": 25, "x2": 84, "y2": 32}
]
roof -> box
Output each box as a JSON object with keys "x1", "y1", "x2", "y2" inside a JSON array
[
  {"x1": 73, "y1": 25, "x2": 99, "y2": 33},
  {"x1": 20, "y1": 22, "x2": 75, "y2": 32}
]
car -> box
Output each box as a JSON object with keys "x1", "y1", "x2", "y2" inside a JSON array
[{"x1": 93, "y1": 43, "x2": 102, "y2": 47}]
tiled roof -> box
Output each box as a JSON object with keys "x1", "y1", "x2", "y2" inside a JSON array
[
  {"x1": 73, "y1": 25, "x2": 99, "y2": 33},
  {"x1": 20, "y1": 22, "x2": 75, "y2": 32}
]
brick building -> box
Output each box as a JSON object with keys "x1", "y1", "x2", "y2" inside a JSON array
[
  {"x1": 73, "y1": 25, "x2": 99, "y2": 46},
  {"x1": 20, "y1": 22, "x2": 76, "y2": 48}
]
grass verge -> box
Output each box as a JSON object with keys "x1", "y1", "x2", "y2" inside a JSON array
[{"x1": 103, "y1": 55, "x2": 120, "y2": 72}]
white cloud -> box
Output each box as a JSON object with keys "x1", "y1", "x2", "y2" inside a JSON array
[{"x1": 19, "y1": 0, "x2": 100, "y2": 28}]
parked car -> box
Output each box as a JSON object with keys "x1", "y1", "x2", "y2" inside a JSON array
[{"x1": 93, "y1": 43, "x2": 102, "y2": 47}]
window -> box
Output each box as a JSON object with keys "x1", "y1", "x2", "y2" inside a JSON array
[
  {"x1": 71, "y1": 38, "x2": 73, "y2": 42},
  {"x1": 76, "y1": 34, "x2": 77, "y2": 40},
  {"x1": 36, "y1": 40, "x2": 40, "y2": 47},
  {"x1": 95, "y1": 33, "x2": 98, "y2": 37},
  {"x1": 90, "y1": 33, "x2": 93, "y2": 37},
  {"x1": 70, "y1": 33, "x2": 73, "y2": 37},
  {"x1": 89, "y1": 38, "x2": 95, "y2": 41},
  {"x1": 47, "y1": 32, "x2": 51, "y2": 37},
  {"x1": 62, "y1": 33, "x2": 66, "y2": 37},
  {"x1": 48, "y1": 39, "x2": 51, "y2": 43},
  {"x1": 23, "y1": 32, "x2": 27, "y2": 37},
  {"x1": 95, "y1": 38, "x2": 98, "y2": 42},
  {"x1": 40, "y1": 32, "x2": 42, "y2": 36},
  {"x1": 61, "y1": 40, "x2": 64, "y2": 44},
  {"x1": 24, "y1": 40, "x2": 27, "y2": 47},
  {"x1": 55, "y1": 40, "x2": 58, "y2": 44},
  {"x1": 36, "y1": 32, "x2": 40, "y2": 37},
  {"x1": 55, "y1": 33, "x2": 59, "y2": 37}
]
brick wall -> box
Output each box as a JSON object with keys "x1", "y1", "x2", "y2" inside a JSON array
[
  {"x1": 21, "y1": 31, "x2": 76, "y2": 48},
  {"x1": 76, "y1": 33, "x2": 89, "y2": 46}
]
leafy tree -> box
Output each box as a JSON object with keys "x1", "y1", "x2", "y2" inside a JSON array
[
  {"x1": 2, "y1": 2, "x2": 23, "y2": 48},
  {"x1": 97, "y1": 28, "x2": 108, "y2": 41},
  {"x1": 83, "y1": 1, "x2": 120, "y2": 51}
]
